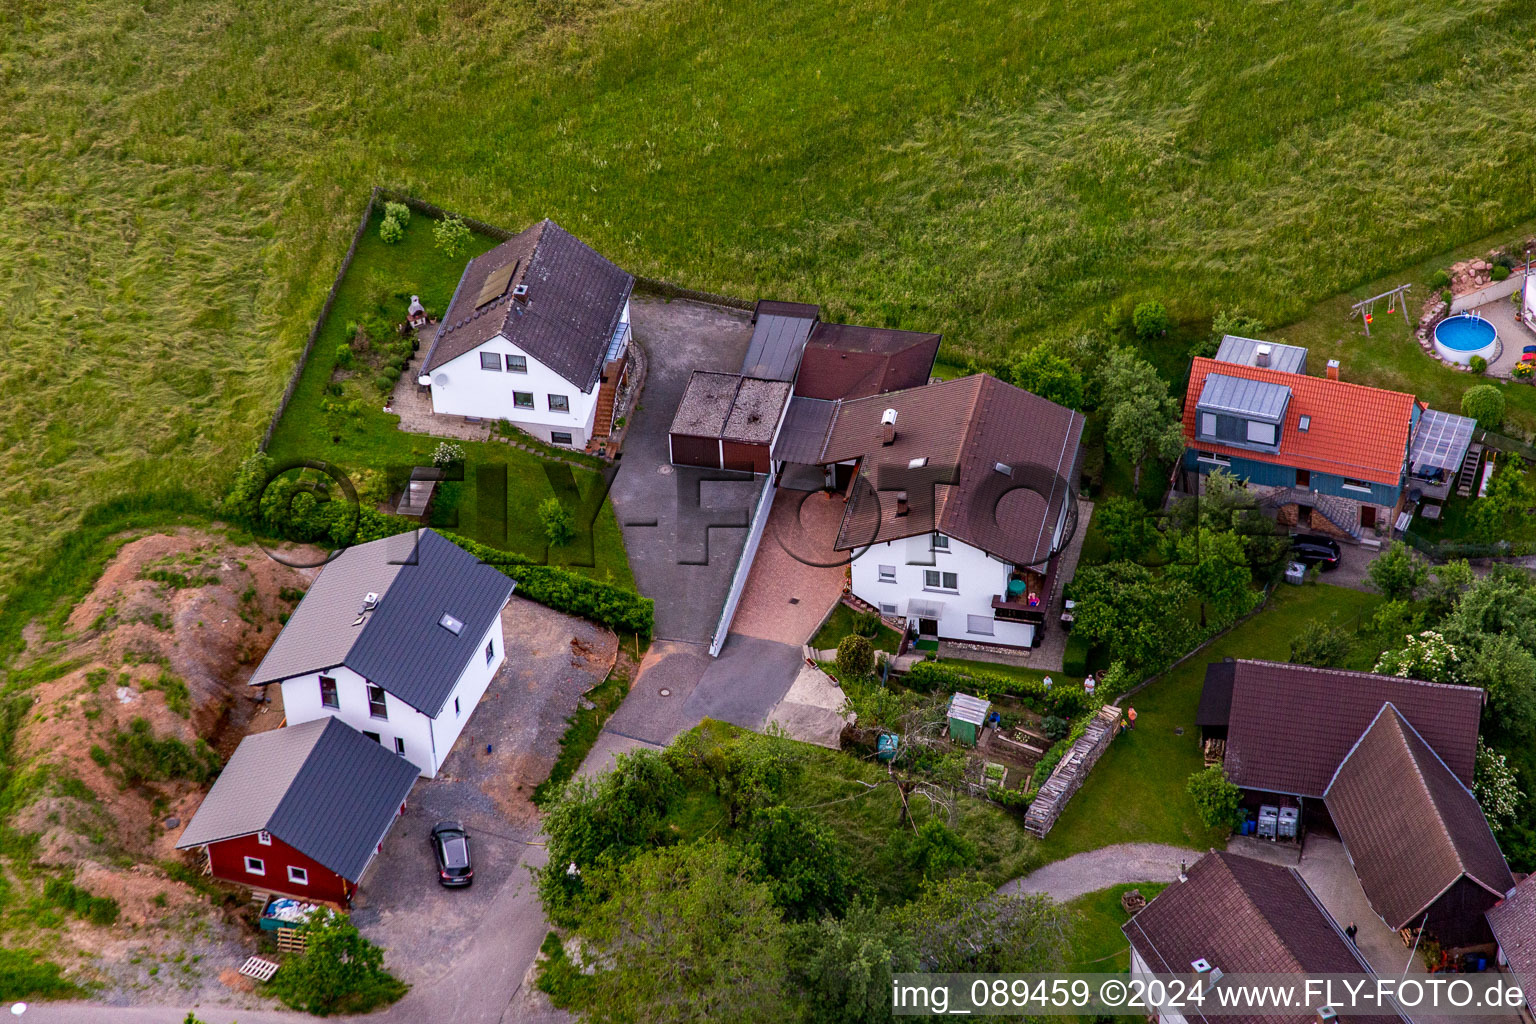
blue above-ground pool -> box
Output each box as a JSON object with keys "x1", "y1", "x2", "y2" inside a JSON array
[{"x1": 1434, "y1": 313, "x2": 1498, "y2": 365}]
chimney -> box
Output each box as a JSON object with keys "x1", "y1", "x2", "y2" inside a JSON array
[
  {"x1": 895, "y1": 491, "x2": 909, "y2": 517},
  {"x1": 513, "y1": 284, "x2": 529, "y2": 303},
  {"x1": 1326, "y1": 358, "x2": 1340, "y2": 380},
  {"x1": 1190, "y1": 959, "x2": 1222, "y2": 994},
  {"x1": 881, "y1": 408, "x2": 898, "y2": 445},
  {"x1": 1317, "y1": 1008, "x2": 1338, "y2": 1024},
  {"x1": 1254, "y1": 344, "x2": 1272, "y2": 368}
]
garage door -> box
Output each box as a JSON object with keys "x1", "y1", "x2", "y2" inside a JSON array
[
  {"x1": 721, "y1": 440, "x2": 769, "y2": 475},
  {"x1": 670, "y1": 433, "x2": 720, "y2": 469}
]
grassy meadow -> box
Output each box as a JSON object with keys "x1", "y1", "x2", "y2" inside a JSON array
[{"x1": 4, "y1": 0, "x2": 1536, "y2": 617}]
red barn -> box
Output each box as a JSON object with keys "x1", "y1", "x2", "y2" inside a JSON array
[{"x1": 176, "y1": 717, "x2": 419, "y2": 905}]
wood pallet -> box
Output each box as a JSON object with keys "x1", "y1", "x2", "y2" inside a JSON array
[
  {"x1": 238, "y1": 956, "x2": 280, "y2": 983},
  {"x1": 275, "y1": 927, "x2": 308, "y2": 953},
  {"x1": 1203, "y1": 737, "x2": 1226, "y2": 767}
]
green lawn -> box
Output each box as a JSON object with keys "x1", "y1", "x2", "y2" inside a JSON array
[
  {"x1": 1064, "y1": 882, "x2": 1167, "y2": 973},
  {"x1": 810, "y1": 603, "x2": 902, "y2": 654},
  {"x1": 930, "y1": 658, "x2": 1081, "y2": 689},
  {"x1": 263, "y1": 209, "x2": 634, "y2": 586},
  {"x1": 6, "y1": 0, "x2": 1536, "y2": 612},
  {"x1": 1039, "y1": 583, "x2": 1384, "y2": 860}
]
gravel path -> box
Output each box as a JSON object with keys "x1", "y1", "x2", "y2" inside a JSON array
[{"x1": 999, "y1": 843, "x2": 1198, "y2": 902}]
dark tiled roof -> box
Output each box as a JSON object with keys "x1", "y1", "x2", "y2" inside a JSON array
[
  {"x1": 1183, "y1": 358, "x2": 1415, "y2": 487},
  {"x1": 1325, "y1": 704, "x2": 1514, "y2": 930},
  {"x1": 793, "y1": 322, "x2": 941, "y2": 401},
  {"x1": 1487, "y1": 876, "x2": 1536, "y2": 1007},
  {"x1": 250, "y1": 530, "x2": 514, "y2": 718},
  {"x1": 425, "y1": 220, "x2": 634, "y2": 392},
  {"x1": 1222, "y1": 660, "x2": 1482, "y2": 797},
  {"x1": 826, "y1": 375, "x2": 1084, "y2": 568},
  {"x1": 177, "y1": 718, "x2": 419, "y2": 881},
  {"x1": 1196, "y1": 660, "x2": 1236, "y2": 728},
  {"x1": 1124, "y1": 851, "x2": 1394, "y2": 1024}
]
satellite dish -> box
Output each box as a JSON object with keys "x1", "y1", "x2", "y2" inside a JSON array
[{"x1": 433, "y1": 373, "x2": 450, "y2": 388}]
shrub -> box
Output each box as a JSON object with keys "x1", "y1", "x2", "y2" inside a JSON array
[
  {"x1": 1131, "y1": 300, "x2": 1169, "y2": 339},
  {"x1": 1469, "y1": 355, "x2": 1487, "y2": 374},
  {"x1": 378, "y1": 215, "x2": 403, "y2": 245},
  {"x1": 431, "y1": 441, "x2": 465, "y2": 469},
  {"x1": 1040, "y1": 715, "x2": 1070, "y2": 741},
  {"x1": 269, "y1": 910, "x2": 407, "y2": 1014},
  {"x1": 1441, "y1": 288, "x2": 1453, "y2": 303},
  {"x1": 1516, "y1": 361, "x2": 1535, "y2": 380},
  {"x1": 539, "y1": 497, "x2": 576, "y2": 547},
  {"x1": 903, "y1": 661, "x2": 1098, "y2": 718},
  {"x1": 1493, "y1": 264, "x2": 1511, "y2": 282},
  {"x1": 849, "y1": 610, "x2": 882, "y2": 638},
  {"x1": 1186, "y1": 765, "x2": 1241, "y2": 830},
  {"x1": 1429, "y1": 269, "x2": 1451, "y2": 289},
  {"x1": 1462, "y1": 384, "x2": 1504, "y2": 428},
  {"x1": 443, "y1": 533, "x2": 654, "y2": 636},
  {"x1": 1289, "y1": 619, "x2": 1351, "y2": 668},
  {"x1": 107, "y1": 718, "x2": 221, "y2": 786},
  {"x1": 43, "y1": 877, "x2": 119, "y2": 926},
  {"x1": 383, "y1": 201, "x2": 410, "y2": 227},
  {"x1": 334, "y1": 344, "x2": 353, "y2": 368},
  {"x1": 434, "y1": 215, "x2": 472, "y2": 259},
  {"x1": 1366, "y1": 541, "x2": 1427, "y2": 601},
  {"x1": 835, "y1": 634, "x2": 875, "y2": 680},
  {"x1": 903, "y1": 819, "x2": 974, "y2": 879}
]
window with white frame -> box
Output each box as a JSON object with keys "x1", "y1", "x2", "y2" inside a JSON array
[
  {"x1": 924, "y1": 570, "x2": 959, "y2": 591},
  {"x1": 368, "y1": 684, "x2": 388, "y2": 720},
  {"x1": 394, "y1": 737, "x2": 406, "y2": 756},
  {"x1": 485, "y1": 639, "x2": 495, "y2": 664},
  {"x1": 932, "y1": 534, "x2": 950, "y2": 551},
  {"x1": 244, "y1": 856, "x2": 265, "y2": 876},
  {"x1": 455, "y1": 697, "x2": 462, "y2": 717},
  {"x1": 1342, "y1": 478, "x2": 1373, "y2": 493},
  {"x1": 548, "y1": 394, "x2": 570, "y2": 412},
  {"x1": 877, "y1": 564, "x2": 897, "y2": 582},
  {"x1": 480, "y1": 352, "x2": 502, "y2": 371},
  {"x1": 288, "y1": 865, "x2": 309, "y2": 886},
  {"x1": 879, "y1": 603, "x2": 898, "y2": 615},
  {"x1": 966, "y1": 615, "x2": 995, "y2": 636}
]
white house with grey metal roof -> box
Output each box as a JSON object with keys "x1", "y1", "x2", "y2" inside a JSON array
[
  {"x1": 249, "y1": 530, "x2": 515, "y2": 778},
  {"x1": 176, "y1": 717, "x2": 419, "y2": 904}
]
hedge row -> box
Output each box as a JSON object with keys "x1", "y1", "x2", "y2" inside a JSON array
[
  {"x1": 442, "y1": 533, "x2": 654, "y2": 637},
  {"x1": 901, "y1": 661, "x2": 1099, "y2": 718}
]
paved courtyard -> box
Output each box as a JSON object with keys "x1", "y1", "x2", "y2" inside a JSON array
[{"x1": 731, "y1": 487, "x2": 848, "y2": 646}]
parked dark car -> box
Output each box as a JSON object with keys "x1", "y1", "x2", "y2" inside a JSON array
[
  {"x1": 430, "y1": 821, "x2": 473, "y2": 887},
  {"x1": 1290, "y1": 533, "x2": 1341, "y2": 570}
]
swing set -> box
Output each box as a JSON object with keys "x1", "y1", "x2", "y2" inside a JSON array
[{"x1": 1350, "y1": 284, "x2": 1412, "y2": 337}]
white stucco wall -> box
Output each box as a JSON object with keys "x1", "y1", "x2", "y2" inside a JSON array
[
  {"x1": 428, "y1": 612, "x2": 505, "y2": 765},
  {"x1": 849, "y1": 533, "x2": 1035, "y2": 647},
  {"x1": 280, "y1": 665, "x2": 438, "y2": 776},
  {"x1": 428, "y1": 337, "x2": 600, "y2": 446},
  {"x1": 1128, "y1": 948, "x2": 1189, "y2": 1024}
]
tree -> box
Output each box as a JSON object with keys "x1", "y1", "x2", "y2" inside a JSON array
[
  {"x1": 835, "y1": 633, "x2": 875, "y2": 680},
  {"x1": 1469, "y1": 462, "x2": 1536, "y2": 538},
  {"x1": 578, "y1": 841, "x2": 793, "y2": 1024},
  {"x1": 1186, "y1": 765, "x2": 1241, "y2": 830},
  {"x1": 897, "y1": 877, "x2": 1063, "y2": 974},
  {"x1": 1289, "y1": 618, "x2": 1351, "y2": 668},
  {"x1": 1365, "y1": 541, "x2": 1427, "y2": 601},
  {"x1": 1095, "y1": 497, "x2": 1154, "y2": 562},
  {"x1": 902, "y1": 818, "x2": 975, "y2": 880},
  {"x1": 1166, "y1": 528, "x2": 1254, "y2": 625},
  {"x1": 1374, "y1": 630, "x2": 1460, "y2": 683},
  {"x1": 797, "y1": 901, "x2": 920, "y2": 1024},
  {"x1": 1421, "y1": 559, "x2": 1474, "y2": 621},
  {"x1": 1132, "y1": 300, "x2": 1169, "y2": 339},
  {"x1": 1475, "y1": 738, "x2": 1524, "y2": 835},
  {"x1": 1457, "y1": 633, "x2": 1536, "y2": 745},
  {"x1": 433, "y1": 215, "x2": 472, "y2": 258},
  {"x1": 539, "y1": 497, "x2": 576, "y2": 546},
  {"x1": 1462, "y1": 384, "x2": 1505, "y2": 430},
  {"x1": 747, "y1": 807, "x2": 855, "y2": 921},
  {"x1": 1100, "y1": 348, "x2": 1185, "y2": 488},
  {"x1": 1009, "y1": 347, "x2": 1085, "y2": 409},
  {"x1": 1069, "y1": 561, "x2": 1195, "y2": 669},
  {"x1": 378, "y1": 215, "x2": 403, "y2": 244},
  {"x1": 269, "y1": 910, "x2": 407, "y2": 1014}
]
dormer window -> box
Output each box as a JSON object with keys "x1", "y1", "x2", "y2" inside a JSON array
[
  {"x1": 1246, "y1": 421, "x2": 1276, "y2": 445},
  {"x1": 439, "y1": 613, "x2": 465, "y2": 636}
]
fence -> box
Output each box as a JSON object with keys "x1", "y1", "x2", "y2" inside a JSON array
[
  {"x1": 708, "y1": 476, "x2": 777, "y2": 657},
  {"x1": 258, "y1": 187, "x2": 381, "y2": 451}
]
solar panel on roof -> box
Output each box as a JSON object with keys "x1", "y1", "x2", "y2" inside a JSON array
[{"x1": 475, "y1": 262, "x2": 517, "y2": 308}]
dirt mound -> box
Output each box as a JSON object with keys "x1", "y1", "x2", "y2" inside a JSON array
[{"x1": 6, "y1": 529, "x2": 319, "y2": 986}]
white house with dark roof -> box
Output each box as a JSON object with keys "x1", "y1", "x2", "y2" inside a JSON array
[
  {"x1": 248, "y1": 530, "x2": 514, "y2": 777},
  {"x1": 421, "y1": 220, "x2": 635, "y2": 447}
]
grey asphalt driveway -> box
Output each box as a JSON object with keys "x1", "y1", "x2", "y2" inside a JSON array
[{"x1": 609, "y1": 296, "x2": 759, "y2": 643}]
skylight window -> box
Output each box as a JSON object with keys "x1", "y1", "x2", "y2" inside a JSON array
[
  {"x1": 908, "y1": 457, "x2": 928, "y2": 469},
  {"x1": 439, "y1": 613, "x2": 465, "y2": 636},
  {"x1": 1298, "y1": 415, "x2": 1311, "y2": 432}
]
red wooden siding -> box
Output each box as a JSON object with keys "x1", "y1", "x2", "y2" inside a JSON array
[
  {"x1": 721, "y1": 440, "x2": 769, "y2": 475},
  {"x1": 205, "y1": 832, "x2": 354, "y2": 905},
  {"x1": 670, "y1": 433, "x2": 719, "y2": 469}
]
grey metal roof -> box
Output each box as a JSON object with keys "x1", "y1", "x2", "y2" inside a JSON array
[
  {"x1": 425, "y1": 221, "x2": 634, "y2": 392},
  {"x1": 771, "y1": 396, "x2": 840, "y2": 464},
  {"x1": 1214, "y1": 335, "x2": 1308, "y2": 374},
  {"x1": 947, "y1": 692, "x2": 990, "y2": 726},
  {"x1": 1411, "y1": 408, "x2": 1477, "y2": 475},
  {"x1": 250, "y1": 530, "x2": 514, "y2": 717},
  {"x1": 177, "y1": 718, "x2": 420, "y2": 881},
  {"x1": 1197, "y1": 372, "x2": 1292, "y2": 422},
  {"x1": 741, "y1": 310, "x2": 817, "y2": 381}
]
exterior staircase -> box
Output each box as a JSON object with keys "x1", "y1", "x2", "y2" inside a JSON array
[
  {"x1": 1455, "y1": 443, "x2": 1484, "y2": 499},
  {"x1": 1258, "y1": 487, "x2": 1363, "y2": 541},
  {"x1": 591, "y1": 358, "x2": 626, "y2": 439}
]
